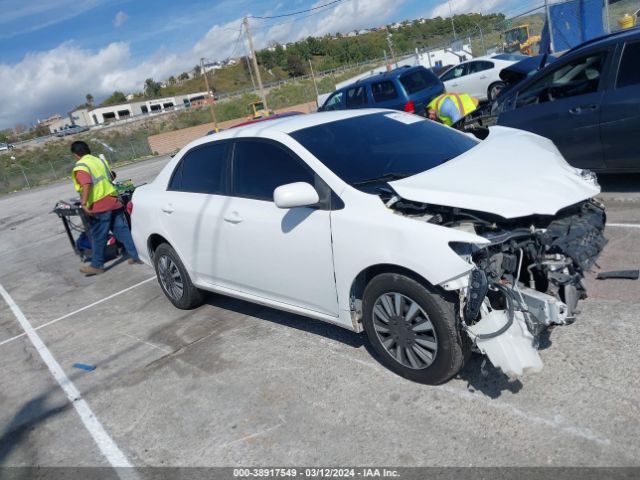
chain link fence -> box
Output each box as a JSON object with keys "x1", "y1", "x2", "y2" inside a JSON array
[{"x1": 0, "y1": 134, "x2": 152, "y2": 195}]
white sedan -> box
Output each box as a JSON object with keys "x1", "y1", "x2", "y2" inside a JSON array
[
  {"x1": 131, "y1": 109, "x2": 605, "y2": 384},
  {"x1": 439, "y1": 54, "x2": 526, "y2": 101}
]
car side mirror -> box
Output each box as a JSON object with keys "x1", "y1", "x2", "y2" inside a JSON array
[{"x1": 273, "y1": 182, "x2": 319, "y2": 209}]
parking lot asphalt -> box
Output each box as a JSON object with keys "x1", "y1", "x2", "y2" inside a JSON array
[{"x1": 0, "y1": 155, "x2": 639, "y2": 468}]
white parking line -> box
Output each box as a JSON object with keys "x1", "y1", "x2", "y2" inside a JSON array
[
  {"x1": 0, "y1": 276, "x2": 155, "y2": 348},
  {"x1": 0, "y1": 283, "x2": 139, "y2": 478},
  {"x1": 607, "y1": 223, "x2": 640, "y2": 229}
]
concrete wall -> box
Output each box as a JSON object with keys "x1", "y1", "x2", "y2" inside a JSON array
[
  {"x1": 148, "y1": 102, "x2": 316, "y2": 155},
  {"x1": 49, "y1": 117, "x2": 73, "y2": 133}
]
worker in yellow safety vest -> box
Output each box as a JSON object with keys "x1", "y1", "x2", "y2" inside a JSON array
[
  {"x1": 71, "y1": 140, "x2": 142, "y2": 275},
  {"x1": 427, "y1": 93, "x2": 479, "y2": 127}
]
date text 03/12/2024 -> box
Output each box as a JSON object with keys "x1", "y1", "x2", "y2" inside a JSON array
[{"x1": 233, "y1": 468, "x2": 400, "y2": 478}]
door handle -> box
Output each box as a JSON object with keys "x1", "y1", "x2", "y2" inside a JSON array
[
  {"x1": 569, "y1": 104, "x2": 598, "y2": 115},
  {"x1": 223, "y1": 211, "x2": 243, "y2": 224},
  {"x1": 161, "y1": 204, "x2": 174, "y2": 214}
]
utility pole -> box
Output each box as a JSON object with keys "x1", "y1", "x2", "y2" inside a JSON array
[
  {"x1": 200, "y1": 57, "x2": 219, "y2": 132},
  {"x1": 243, "y1": 16, "x2": 268, "y2": 110},
  {"x1": 245, "y1": 55, "x2": 257, "y2": 90},
  {"x1": 308, "y1": 59, "x2": 319, "y2": 99},
  {"x1": 386, "y1": 29, "x2": 398, "y2": 69},
  {"x1": 448, "y1": 0, "x2": 457, "y2": 39},
  {"x1": 475, "y1": 23, "x2": 486, "y2": 55}
]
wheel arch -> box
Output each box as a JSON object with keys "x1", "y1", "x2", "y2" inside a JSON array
[
  {"x1": 147, "y1": 233, "x2": 171, "y2": 261},
  {"x1": 348, "y1": 263, "x2": 453, "y2": 331}
]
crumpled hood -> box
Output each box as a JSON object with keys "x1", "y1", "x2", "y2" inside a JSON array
[{"x1": 389, "y1": 126, "x2": 600, "y2": 219}]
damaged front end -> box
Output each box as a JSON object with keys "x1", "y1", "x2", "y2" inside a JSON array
[{"x1": 389, "y1": 195, "x2": 608, "y2": 378}]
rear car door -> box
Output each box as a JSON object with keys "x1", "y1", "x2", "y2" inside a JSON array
[
  {"x1": 160, "y1": 141, "x2": 230, "y2": 284},
  {"x1": 498, "y1": 49, "x2": 612, "y2": 170},
  {"x1": 461, "y1": 60, "x2": 495, "y2": 99},
  {"x1": 370, "y1": 79, "x2": 402, "y2": 110},
  {"x1": 345, "y1": 85, "x2": 369, "y2": 110},
  {"x1": 599, "y1": 40, "x2": 640, "y2": 171},
  {"x1": 215, "y1": 139, "x2": 338, "y2": 316}
]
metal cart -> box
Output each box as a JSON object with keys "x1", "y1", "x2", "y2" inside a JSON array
[{"x1": 52, "y1": 180, "x2": 136, "y2": 262}]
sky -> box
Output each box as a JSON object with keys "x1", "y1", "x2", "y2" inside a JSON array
[{"x1": 0, "y1": 0, "x2": 530, "y2": 129}]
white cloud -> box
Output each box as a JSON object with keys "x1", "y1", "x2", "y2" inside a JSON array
[
  {"x1": 429, "y1": 0, "x2": 508, "y2": 18},
  {"x1": 0, "y1": 42, "x2": 192, "y2": 128},
  {"x1": 113, "y1": 11, "x2": 128, "y2": 28},
  {"x1": 0, "y1": 0, "x2": 406, "y2": 128}
]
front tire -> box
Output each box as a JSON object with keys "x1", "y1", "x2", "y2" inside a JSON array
[
  {"x1": 154, "y1": 243, "x2": 204, "y2": 309},
  {"x1": 362, "y1": 273, "x2": 467, "y2": 385}
]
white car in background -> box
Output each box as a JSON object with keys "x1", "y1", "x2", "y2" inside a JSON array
[
  {"x1": 131, "y1": 109, "x2": 605, "y2": 385},
  {"x1": 439, "y1": 53, "x2": 526, "y2": 101}
]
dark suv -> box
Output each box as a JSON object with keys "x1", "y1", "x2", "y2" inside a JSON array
[
  {"x1": 495, "y1": 27, "x2": 640, "y2": 172},
  {"x1": 318, "y1": 66, "x2": 444, "y2": 116}
]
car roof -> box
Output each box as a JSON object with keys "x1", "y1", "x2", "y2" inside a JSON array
[
  {"x1": 350, "y1": 65, "x2": 423, "y2": 86},
  {"x1": 564, "y1": 26, "x2": 640, "y2": 55},
  {"x1": 190, "y1": 109, "x2": 392, "y2": 147}
]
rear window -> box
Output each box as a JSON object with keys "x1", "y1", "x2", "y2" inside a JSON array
[
  {"x1": 399, "y1": 69, "x2": 440, "y2": 94},
  {"x1": 290, "y1": 112, "x2": 478, "y2": 187},
  {"x1": 345, "y1": 86, "x2": 368, "y2": 107},
  {"x1": 617, "y1": 41, "x2": 640, "y2": 88},
  {"x1": 169, "y1": 142, "x2": 228, "y2": 194},
  {"x1": 371, "y1": 81, "x2": 398, "y2": 102}
]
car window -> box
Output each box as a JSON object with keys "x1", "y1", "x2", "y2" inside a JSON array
[
  {"x1": 440, "y1": 64, "x2": 466, "y2": 82},
  {"x1": 371, "y1": 80, "x2": 399, "y2": 102},
  {"x1": 468, "y1": 61, "x2": 494, "y2": 74},
  {"x1": 399, "y1": 68, "x2": 440, "y2": 93},
  {"x1": 290, "y1": 112, "x2": 478, "y2": 188},
  {"x1": 345, "y1": 86, "x2": 368, "y2": 107},
  {"x1": 617, "y1": 41, "x2": 640, "y2": 88},
  {"x1": 515, "y1": 52, "x2": 607, "y2": 108},
  {"x1": 168, "y1": 142, "x2": 228, "y2": 194},
  {"x1": 232, "y1": 140, "x2": 314, "y2": 201},
  {"x1": 322, "y1": 91, "x2": 344, "y2": 111}
]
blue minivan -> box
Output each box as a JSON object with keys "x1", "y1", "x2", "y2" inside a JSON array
[{"x1": 318, "y1": 66, "x2": 445, "y2": 116}]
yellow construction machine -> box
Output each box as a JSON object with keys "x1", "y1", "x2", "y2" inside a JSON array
[
  {"x1": 502, "y1": 24, "x2": 541, "y2": 56},
  {"x1": 248, "y1": 101, "x2": 273, "y2": 120}
]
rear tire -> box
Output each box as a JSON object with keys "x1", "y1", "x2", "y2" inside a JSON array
[
  {"x1": 154, "y1": 243, "x2": 204, "y2": 309},
  {"x1": 488, "y1": 81, "x2": 505, "y2": 102},
  {"x1": 362, "y1": 273, "x2": 468, "y2": 385}
]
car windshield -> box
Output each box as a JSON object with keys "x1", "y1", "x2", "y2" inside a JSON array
[{"x1": 289, "y1": 112, "x2": 478, "y2": 188}]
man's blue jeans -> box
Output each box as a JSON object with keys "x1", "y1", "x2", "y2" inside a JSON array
[{"x1": 88, "y1": 208, "x2": 139, "y2": 269}]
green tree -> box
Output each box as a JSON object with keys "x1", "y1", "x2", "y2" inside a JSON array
[
  {"x1": 101, "y1": 91, "x2": 127, "y2": 106},
  {"x1": 178, "y1": 72, "x2": 189, "y2": 81},
  {"x1": 193, "y1": 64, "x2": 202, "y2": 76},
  {"x1": 144, "y1": 78, "x2": 161, "y2": 98},
  {"x1": 286, "y1": 53, "x2": 307, "y2": 77},
  {"x1": 85, "y1": 93, "x2": 94, "y2": 106}
]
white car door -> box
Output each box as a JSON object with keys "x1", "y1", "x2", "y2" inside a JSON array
[
  {"x1": 159, "y1": 141, "x2": 231, "y2": 285},
  {"x1": 460, "y1": 60, "x2": 496, "y2": 99},
  {"x1": 214, "y1": 138, "x2": 339, "y2": 317}
]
